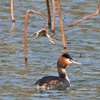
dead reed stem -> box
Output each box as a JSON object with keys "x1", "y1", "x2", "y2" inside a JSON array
[
  {"x1": 10, "y1": 0, "x2": 15, "y2": 22},
  {"x1": 51, "y1": 0, "x2": 56, "y2": 34},
  {"x1": 24, "y1": 10, "x2": 46, "y2": 61},
  {"x1": 46, "y1": 0, "x2": 52, "y2": 29},
  {"x1": 57, "y1": 0, "x2": 67, "y2": 53},
  {"x1": 68, "y1": 2, "x2": 100, "y2": 27}
]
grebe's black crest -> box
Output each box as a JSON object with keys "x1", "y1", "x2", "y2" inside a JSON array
[{"x1": 62, "y1": 53, "x2": 73, "y2": 60}]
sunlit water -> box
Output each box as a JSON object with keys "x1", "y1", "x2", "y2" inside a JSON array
[{"x1": 0, "y1": 0, "x2": 100, "y2": 100}]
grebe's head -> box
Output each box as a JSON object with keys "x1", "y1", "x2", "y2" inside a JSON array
[{"x1": 57, "y1": 53, "x2": 81, "y2": 68}]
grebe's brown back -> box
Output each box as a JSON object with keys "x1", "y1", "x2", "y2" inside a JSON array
[{"x1": 34, "y1": 53, "x2": 81, "y2": 90}]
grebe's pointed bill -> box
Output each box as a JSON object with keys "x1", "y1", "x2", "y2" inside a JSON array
[{"x1": 70, "y1": 59, "x2": 82, "y2": 65}]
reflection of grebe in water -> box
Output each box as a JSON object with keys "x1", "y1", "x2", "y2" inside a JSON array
[{"x1": 35, "y1": 53, "x2": 81, "y2": 90}]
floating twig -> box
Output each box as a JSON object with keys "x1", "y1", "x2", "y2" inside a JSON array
[{"x1": 68, "y1": 2, "x2": 100, "y2": 27}]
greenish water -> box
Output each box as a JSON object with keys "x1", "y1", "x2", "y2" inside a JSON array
[{"x1": 0, "y1": 0, "x2": 100, "y2": 100}]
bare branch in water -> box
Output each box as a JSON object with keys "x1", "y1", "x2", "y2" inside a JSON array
[
  {"x1": 57, "y1": 0, "x2": 67, "y2": 53},
  {"x1": 46, "y1": 0, "x2": 52, "y2": 29},
  {"x1": 25, "y1": 10, "x2": 55, "y2": 44},
  {"x1": 10, "y1": 0, "x2": 15, "y2": 22},
  {"x1": 24, "y1": 10, "x2": 55, "y2": 60},
  {"x1": 68, "y1": 2, "x2": 100, "y2": 27}
]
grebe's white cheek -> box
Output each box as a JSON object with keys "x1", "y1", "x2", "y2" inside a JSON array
[{"x1": 66, "y1": 59, "x2": 73, "y2": 65}]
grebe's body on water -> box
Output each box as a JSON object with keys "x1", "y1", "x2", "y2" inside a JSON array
[{"x1": 35, "y1": 53, "x2": 81, "y2": 90}]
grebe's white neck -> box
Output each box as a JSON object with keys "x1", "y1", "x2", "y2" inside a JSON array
[{"x1": 57, "y1": 67, "x2": 70, "y2": 83}]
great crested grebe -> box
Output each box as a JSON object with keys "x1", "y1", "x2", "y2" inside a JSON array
[{"x1": 34, "y1": 53, "x2": 81, "y2": 90}]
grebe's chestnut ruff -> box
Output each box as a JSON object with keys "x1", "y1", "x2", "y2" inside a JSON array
[{"x1": 34, "y1": 53, "x2": 81, "y2": 90}]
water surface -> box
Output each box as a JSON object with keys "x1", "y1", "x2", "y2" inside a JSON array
[{"x1": 0, "y1": 0, "x2": 100, "y2": 100}]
